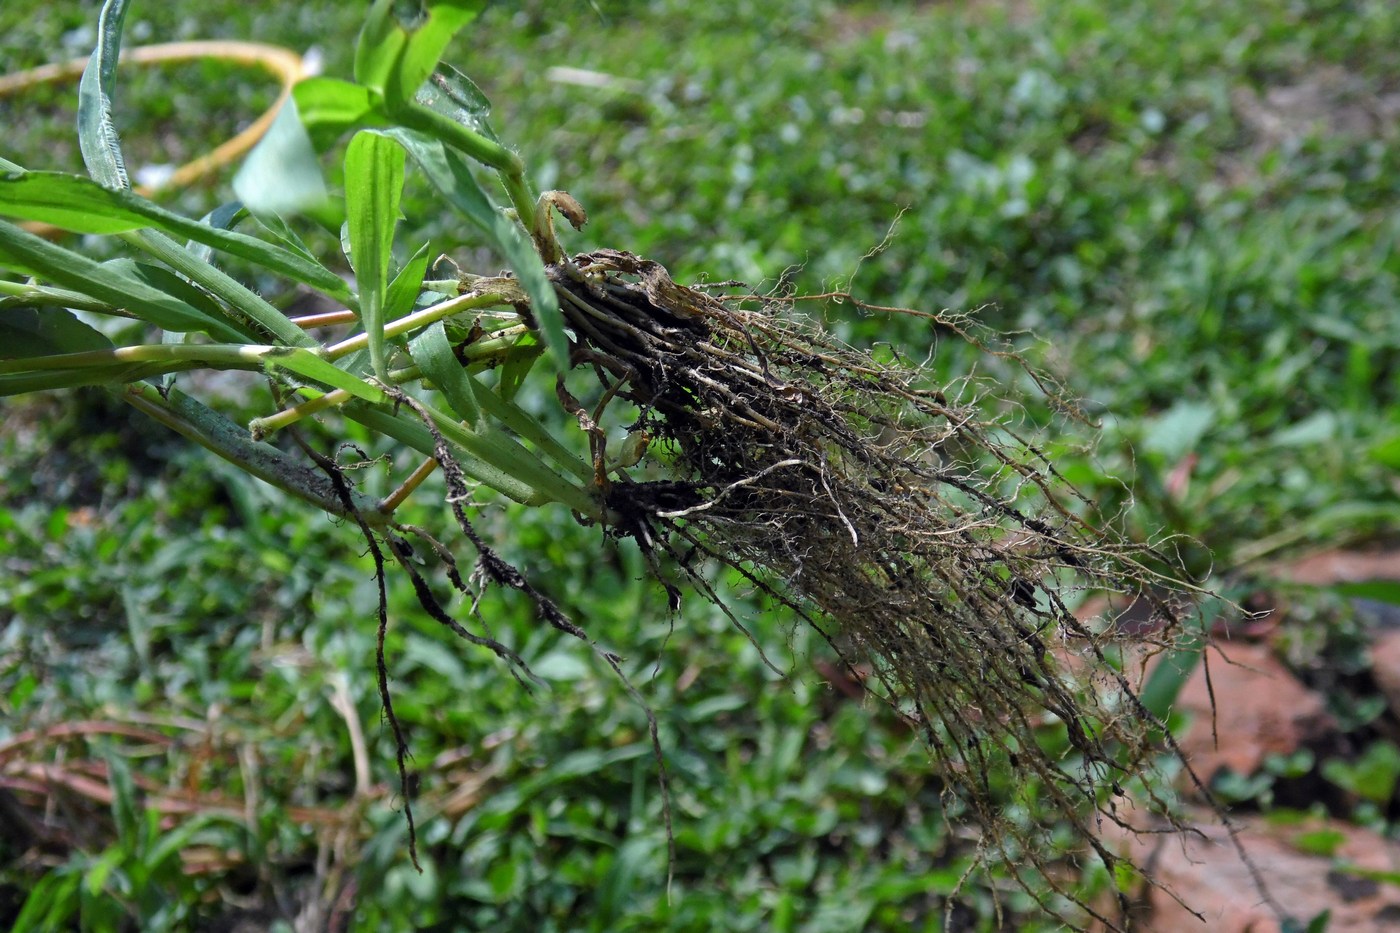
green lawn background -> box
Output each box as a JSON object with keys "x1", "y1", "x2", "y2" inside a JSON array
[{"x1": 2, "y1": 1, "x2": 1398, "y2": 930}]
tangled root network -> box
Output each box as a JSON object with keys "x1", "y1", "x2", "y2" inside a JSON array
[{"x1": 542, "y1": 249, "x2": 1214, "y2": 926}]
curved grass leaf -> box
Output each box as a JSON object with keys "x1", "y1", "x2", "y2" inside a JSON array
[
  {"x1": 383, "y1": 129, "x2": 569, "y2": 373},
  {"x1": 345, "y1": 132, "x2": 407, "y2": 378},
  {"x1": 392, "y1": 2, "x2": 487, "y2": 105},
  {"x1": 0, "y1": 364, "x2": 169, "y2": 395},
  {"x1": 0, "y1": 220, "x2": 244, "y2": 340},
  {"x1": 119, "y1": 227, "x2": 316, "y2": 347},
  {"x1": 249, "y1": 209, "x2": 318, "y2": 263},
  {"x1": 469, "y1": 375, "x2": 594, "y2": 483},
  {"x1": 188, "y1": 201, "x2": 251, "y2": 265},
  {"x1": 342, "y1": 400, "x2": 544, "y2": 505},
  {"x1": 12, "y1": 868, "x2": 81, "y2": 931},
  {"x1": 415, "y1": 64, "x2": 499, "y2": 144},
  {"x1": 386, "y1": 242, "x2": 432, "y2": 323},
  {"x1": 104, "y1": 258, "x2": 227, "y2": 321},
  {"x1": 262, "y1": 346, "x2": 388, "y2": 403},
  {"x1": 0, "y1": 172, "x2": 352, "y2": 304},
  {"x1": 0, "y1": 307, "x2": 113, "y2": 359},
  {"x1": 355, "y1": 0, "x2": 407, "y2": 94},
  {"x1": 77, "y1": 0, "x2": 132, "y2": 190},
  {"x1": 409, "y1": 320, "x2": 480, "y2": 426},
  {"x1": 292, "y1": 76, "x2": 383, "y2": 150}
]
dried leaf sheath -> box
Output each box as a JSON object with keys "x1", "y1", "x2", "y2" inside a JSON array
[{"x1": 546, "y1": 248, "x2": 1199, "y2": 924}]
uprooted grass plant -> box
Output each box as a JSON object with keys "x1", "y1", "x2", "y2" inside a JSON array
[{"x1": 0, "y1": 0, "x2": 1277, "y2": 928}]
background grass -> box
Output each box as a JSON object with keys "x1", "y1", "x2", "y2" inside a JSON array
[{"x1": 2, "y1": 0, "x2": 1398, "y2": 930}]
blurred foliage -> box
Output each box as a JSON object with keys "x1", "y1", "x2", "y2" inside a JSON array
[{"x1": 2, "y1": 0, "x2": 1399, "y2": 929}]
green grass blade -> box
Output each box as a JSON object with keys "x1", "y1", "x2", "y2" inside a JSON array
[
  {"x1": 0, "y1": 365, "x2": 168, "y2": 395},
  {"x1": 495, "y1": 334, "x2": 541, "y2": 401},
  {"x1": 391, "y1": 2, "x2": 487, "y2": 104},
  {"x1": 262, "y1": 347, "x2": 388, "y2": 403},
  {"x1": 0, "y1": 173, "x2": 353, "y2": 304},
  {"x1": 292, "y1": 76, "x2": 382, "y2": 148},
  {"x1": 354, "y1": 0, "x2": 406, "y2": 94},
  {"x1": 12, "y1": 870, "x2": 80, "y2": 932},
  {"x1": 469, "y1": 377, "x2": 594, "y2": 483},
  {"x1": 124, "y1": 382, "x2": 387, "y2": 520},
  {"x1": 0, "y1": 220, "x2": 245, "y2": 340},
  {"x1": 13, "y1": 175, "x2": 347, "y2": 304},
  {"x1": 385, "y1": 129, "x2": 569, "y2": 373},
  {"x1": 248, "y1": 209, "x2": 319, "y2": 263},
  {"x1": 77, "y1": 0, "x2": 132, "y2": 190},
  {"x1": 0, "y1": 307, "x2": 113, "y2": 358},
  {"x1": 0, "y1": 172, "x2": 139, "y2": 234},
  {"x1": 119, "y1": 228, "x2": 316, "y2": 347},
  {"x1": 344, "y1": 131, "x2": 406, "y2": 378},
  {"x1": 104, "y1": 258, "x2": 227, "y2": 319},
  {"x1": 414, "y1": 64, "x2": 499, "y2": 144},
  {"x1": 342, "y1": 400, "x2": 545, "y2": 505},
  {"x1": 409, "y1": 321, "x2": 480, "y2": 426},
  {"x1": 188, "y1": 201, "x2": 249, "y2": 264},
  {"x1": 386, "y1": 242, "x2": 432, "y2": 322}
]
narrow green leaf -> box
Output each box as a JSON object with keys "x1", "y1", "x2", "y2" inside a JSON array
[
  {"x1": 1332, "y1": 580, "x2": 1400, "y2": 606},
  {"x1": 262, "y1": 348, "x2": 388, "y2": 403},
  {"x1": 144, "y1": 814, "x2": 234, "y2": 874},
  {"x1": 336, "y1": 347, "x2": 373, "y2": 379},
  {"x1": 83, "y1": 847, "x2": 125, "y2": 899},
  {"x1": 415, "y1": 64, "x2": 499, "y2": 144},
  {"x1": 386, "y1": 242, "x2": 432, "y2": 323},
  {"x1": 384, "y1": 129, "x2": 570, "y2": 372},
  {"x1": 410, "y1": 321, "x2": 480, "y2": 425},
  {"x1": 0, "y1": 173, "x2": 135, "y2": 233},
  {"x1": 12, "y1": 870, "x2": 80, "y2": 932},
  {"x1": 470, "y1": 375, "x2": 594, "y2": 483},
  {"x1": 343, "y1": 400, "x2": 544, "y2": 505},
  {"x1": 344, "y1": 132, "x2": 406, "y2": 378},
  {"x1": 0, "y1": 220, "x2": 244, "y2": 340},
  {"x1": 0, "y1": 363, "x2": 181, "y2": 395},
  {"x1": 104, "y1": 258, "x2": 226, "y2": 321},
  {"x1": 232, "y1": 100, "x2": 328, "y2": 216},
  {"x1": 77, "y1": 0, "x2": 132, "y2": 189},
  {"x1": 292, "y1": 76, "x2": 382, "y2": 150},
  {"x1": 249, "y1": 209, "x2": 318, "y2": 264},
  {"x1": 119, "y1": 226, "x2": 316, "y2": 347},
  {"x1": 496, "y1": 334, "x2": 541, "y2": 401},
  {"x1": 392, "y1": 2, "x2": 487, "y2": 104},
  {"x1": 355, "y1": 0, "x2": 407, "y2": 94},
  {"x1": 0, "y1": 307, "x2": 113, "y2": 359},
  {"x1": 0, "y1": 172, "x2": 352, "y2": 304},
  {"x1": 106, "y1": 752, "x2": 138, "y2": 846}
]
